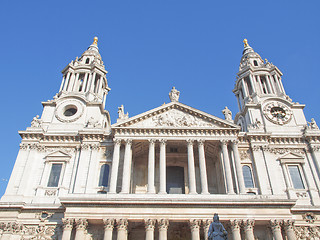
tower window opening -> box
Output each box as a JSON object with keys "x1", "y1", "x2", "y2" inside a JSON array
[
  {"x1": 245, "y1": 77, "x2": 253, "y2": 95},
  {"x1": 242, "y1": 165, "x2": 254, "y2": 188},
  {"x1": 78, "y1": 74, "x2": 85, "y2": 92},
  {"x1": 85, "y1": 58, "x2": 90, "y2": 64},
  {"x1": 64, "y1": 105, "x2": 77, "y2": 117},
  {"x1": 99, "y1": 164, "x2": 110, "y2": 187},
  {"x1": 94, "y1": 75, "x2": 100, "y2": 93},
  {"x1": 260, "y1": 76, "x2": 268, "y2": 94},
  {"x1": 253, "y1": 60, "x2": 258, "y2": 66}
]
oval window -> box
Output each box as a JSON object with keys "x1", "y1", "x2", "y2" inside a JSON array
[{"x1": 64, "y1": 106, "x2": 77, "y2": 116}]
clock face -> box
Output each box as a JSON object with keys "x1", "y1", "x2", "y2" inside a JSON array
[{"x1": 263, "y1": 102, "x2": 292, "y2": 125}]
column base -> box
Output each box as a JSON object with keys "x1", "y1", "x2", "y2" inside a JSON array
[
  {"x1": 158, "y1": 191, "x2": 167, "y2": 194},
  {"x1": 201, "y1": 192, "x2": 210, "y2": 195}
]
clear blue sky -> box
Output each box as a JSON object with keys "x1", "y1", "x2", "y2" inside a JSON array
[{"x1": 0, "y1": 1, "x2": 319, "y2": 197}]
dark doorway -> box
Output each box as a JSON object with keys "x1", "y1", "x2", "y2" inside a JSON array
[{"x1": 166, "y1": 166, "x2": 185, "y2": 194}]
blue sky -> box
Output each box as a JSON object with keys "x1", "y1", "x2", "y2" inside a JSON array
[{"x1": 0, "y1": 1, "x2": 319, "y2": 197}]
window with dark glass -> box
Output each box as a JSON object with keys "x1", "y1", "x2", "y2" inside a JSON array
[
  {"x1": 47, "y1": 164, "x2": 62, "y2": 187},
  {"x1": 99, "y1": 164, "x2": 110, "y2": 187},
  {"x1": 288, "y1": 165, "x2": 304, "y2": 189},
  {"x1": 242, "y1": 165, "x2": 254, "y2": 188}
]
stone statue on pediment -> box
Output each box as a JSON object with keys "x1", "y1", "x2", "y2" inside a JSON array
[
  {"x1": 308, "y1": 118, "x2": 319, "y2": 130},
  {"x1": 222, "y1": 107, "x2": 232, "y2": 122},
  {"x1": 31, "y1": 115, "x2": 42, "y2": 128},
  {"x1": 208, "y1": 214, "x2": 228, "y2": 240},
  {"x1": 169, "y1": 87, "x2": 180, "y2": 102},
  {"x1": 117, "y1": 105, "x2": 129, "y2": 123}
]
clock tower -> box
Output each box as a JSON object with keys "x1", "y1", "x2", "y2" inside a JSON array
[{"x1": 233, "y1": 39, "x2": 307, "y2": 134}]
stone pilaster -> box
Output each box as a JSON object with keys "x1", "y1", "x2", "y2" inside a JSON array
[
  {"x1": 189, "y1": 219, "x2": 200, "y2": 240},
  {"x1": 145, "y1": 219, "x2": 155, "y2": 240},
  {"x1": 103, "y1": 219, "x2": 115, "y2": 240},
  {"x1": 61, "y1": 218, "x2": 74, "y2": 240},
  {"x1": 116, "y1": 219, "x2": 128, "y2": 240},
  {"x1": 158, "y1": 219, "x2": 169, "y2": 240},
  {"x1": 229, "y1": 220, "x2": 241, "y2": 240},
  {"x1": 74, "y1": 218, "x2": 88, "y2": 240}
]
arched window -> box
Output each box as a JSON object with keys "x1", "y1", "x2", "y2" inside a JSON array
[
  {"x1": 242, "y1": 165, "x2": 254, "y2": 188},
  {"x1": 99, "y1": 164, "x2": 110, "y2": 187},
  {"x1": 253, "y1": 60, "x2": 258, "y2": 66},
  {"x1": 85, "y1": 58, "x2": 90, "y2": 64}
]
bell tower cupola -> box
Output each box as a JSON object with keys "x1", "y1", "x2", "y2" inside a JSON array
[{"x1": 58, "y1": 37, "x2": 110, "y2": 105}]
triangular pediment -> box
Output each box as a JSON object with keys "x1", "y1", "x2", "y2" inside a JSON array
[
  {"x1": 112, "y1": 102, "x2": 239, "y2": 129},
  {"x1": 44, "y1": 150, "x2": 72, "y2": 161},
  {"x1": 278, "y1": 152, "x2": 304, "y2": 160}
]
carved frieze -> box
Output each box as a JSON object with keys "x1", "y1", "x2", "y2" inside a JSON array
[{"x1": 295, "y1": 226, "x2": 320, "y2": 240}]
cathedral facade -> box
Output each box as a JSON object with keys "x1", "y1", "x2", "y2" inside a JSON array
[{"x1": 0, "y1": 37, "x2": 320, "y2": 240}]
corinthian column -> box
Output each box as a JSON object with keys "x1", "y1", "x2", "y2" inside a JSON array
[
  {"x1": 221, "y1": 140, "x2": 235, "y2": 194},
  {"x1": 203, "y1": 219, "x2": 212, "y2": 240},
  {"x1": 74, "y1": 219, "x2": 88, "y2": 240},
  {"x1": 231, "y1": 140, "x2": 246, "y2": 194},
  {"x1": 198, "y1": 139, "x2": 209, "y2": 194},
  {"x1": 116, "y1": 219, "x2": 128, "y2": 240},
  {"x1": 187, "y1": 139, "x2": 197, "y2": 194},
  {"x1": 159, "y1": 139, "x2": 167, "y2": 194},
  {"x1": 121, "y1": 139, "x2": 133, "y2": 194},
  {"x1": 189, "y1": 219, "x2": 200, "y2": 240},
  {"x1": 147, "y1": 139, "x2": 156, "y2": 193},
  {"x1": 109, "y1": 139, "x2": 122, "y2": 193},
  {"x1": 270, "y1": 220, "x2": 283, "y2": 240},
  {"x1": 229, "y1": 220, "x2": 241, "y2": 240},
  {"x1": 243, "y1": 219, "x2": 255, "y2": 240},
  {"x1": 283, "y1": 220, "x2": 296, "y2": 240},
  {"x1": 158, "y1": 219, "x2": 169, "y2": 240},
  {"x1": 61, "y1": 218, "x2": 74, "y2": 240},
  {"x1": 145, "y1": 219, "x2": 156, "y2": 240},
  {"x1": 103, "y1": 219, "x2": 115, "y2": 240}
]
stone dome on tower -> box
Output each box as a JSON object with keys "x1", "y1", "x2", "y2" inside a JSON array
[
  {"x1": 239, "y1": 39, "x2": 264, "y2": 71},
  {"x1": 76, "y1": 37, "x2": 104, "y2": 67}
]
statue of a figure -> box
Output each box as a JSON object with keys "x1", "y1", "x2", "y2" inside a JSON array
[
  {"x1": 222, "y1": 107, "x2": 232, "y2": 122},
  {"x1": 309, "y1": 118, "x2": 319, "y2": 130},
  {"x1": 169, "y1": 87, "x2": 180, "y2": 102},
  {"x1": 31, "y1": 115, "x2": 42, "y2": 128},
  {"x1": 208, "y1": 214, "x2": 228, "y2": 240},
  {"x1": 117, "y1": 105, "x2": 129, "y2": 123}
]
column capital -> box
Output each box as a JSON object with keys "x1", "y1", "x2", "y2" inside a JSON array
[
  {"x1": 103, "y1": 218, "x2": 115, "y2": 230},
  {"x1": 113, "y1": 138, "x2": 122, "y2": 145},
  {"x1": 148, "y1": 139, "x2": 156, "y2": 144},
  {"x1": 202, "y1": 219, "x2": 212, "y2": 228},
  {"x1": 242, "y1": 219, "x2": 255, "y2": 231},
  {"x1": 189, "y1": 219, "x2": 201, "y2": 231},
  {"x1": 220, "y1": 139, "x2": 229, "y2": 146},
  {"x1": 62, "y1": 218, "x2": 74, "y2": 231},
  {"x1": 229, "y1": 219, "x2": 241, "y2": 231},
  {"x1": 197, "y1": 139, "x2": 205, "y2": 146},
  {"x1": 144, "y1": 219, "x2": 156, "y2": 231},
  {"x1": 116, "y1": 219, "x2": 128, "y2": 230},
  {"x1": 187, "y1": 139, "x2": 195, "y2": 145},
  {"x1": 158, "y1": 219, "x2": 169, "y2": 231},
  {"x1": 231, "y1": 139, "x2": 239, "y2": 145},
  {"x1": 160, "y1": 139, "x2": 167, "y2": 145},
  {"x1": 269, "y1": 219, "x2": 282, "y2": 231},
  {"x1": 75, "y1": 218, "x2": 88, "y2": 230},
  {"x1": 125, "y1": 139, "x2": 132, "y2": 145},
  {"x1": 283, "y1": 219, "x2": 295, "y2": 230}
]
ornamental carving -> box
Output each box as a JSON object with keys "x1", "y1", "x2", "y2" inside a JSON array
[
  {"x1": 103, "y1": 219, "x2": 115, "y2": 230},
  {"x1": 62, "y1": 218, "x2": 74, "y2": 230},
  {"x1": 20, "y1": 143, "x2": 29, "y2": 150},
  {"x1": 116, "y1": 219, "x2": 128, "y2": 230},
  {"x1": 158, "y1": 219, "x2": 169, "y2": 230},
  {"x1": 269, "y1": 219, "x2": 282, "y2": 231},
  {"x1": 296, "y1": 191, "x2": 308, "y2": 198},
  {"x1": 45, "y1": 190, "x2": 57, "y2": 196},
  {"x1": 303, "y1": 212, "x2": 317, "y2": 223},
  {"x1": 0, "y1": 222, "x2": 23, "y2": 234},
  {"x1": 240, "y1": 149, "x2": 250, "y2": 160},
  {"x1": 242, "y1": 219, "x2": 254, "y2": 231},
  {"x1": 295, "y1": 226, "x2": 320, "y2": 240},
  {"x1": 36, "y1": 211, "x2": 53, "y2": 222},
  {"x1": 229, "y1": 220, "x2": 241, "y2": 231},
  {"x1": 144, "y1": 219, "x2": 156, "y2": 230},
  {"x1": 150, "y1": 109, "x2": 214, "y2": 128},
  {"x1": 269, "y1": 148, "x2": 305, "y2": 155},
  {"x1": 283, "y1": 219, "x2": 295, "y2": 231},
  {"x1": 189, "y1": 219, "x2": 200, "y2": 231},
  {"x1": 75, "y1": 219, "x2": 88, "y2": 230},
  {"x1": 21, "y1": 224, "x2": 58, "y2": 240}
]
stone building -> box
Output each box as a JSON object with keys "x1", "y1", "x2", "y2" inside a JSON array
[{"x1": 0, "y1": 37, "x2": 320, "y2": 240}]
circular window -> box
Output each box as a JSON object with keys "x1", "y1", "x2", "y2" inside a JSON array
[{"x1": 64, "y1": 106, "x2": 77, "y2": 117}]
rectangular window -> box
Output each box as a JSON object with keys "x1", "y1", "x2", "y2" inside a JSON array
[
  {"x1": 47, "y1": 164, "x2": 62, "y2": 187},
  {"x1": 99, "y1": 164, "x2": 110, "y2": 187},
  {"x1": 288, "y1": 165, "x2": 304, "y2": 189}
]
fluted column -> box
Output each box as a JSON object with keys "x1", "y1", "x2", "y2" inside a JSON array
[
  {"x1": 243, "y1": 219, "x2": 255, "y2": 240},
  {"x1": 74, "y1": 219, "x2": 88, "y2": 240},
  {"x1": 230, "y1": 220, "x2": 241, "y2": 240},
  {"x1": 189, "y1": 219, "x2": 200, "y2": 240},
  {"x1": 103, "y1": 219, "x2": 115, "y2": 240},
  {"x1": 116, "y1": 219, "x2": 128, "y2": 240},
  {"x1": 159, "y1": 139, "x2": 167, "y2": 194},
  {"x1": 270, "y1": 220, "x2": 283, "y2": 240},
  {"x1": 121, "y1": 139, "x2": 133, "y2": 194},
  {"x1": 198, "y1": 140, "x2": 209, "y2": 194},
  {"x1": 109, "y1": 139, "x2": 121, "y2": 194},
  {"x1": 158, "y1": 219, "x2": 169, "y2": 240},
  {"x1": 187, "y1": 139, "x2": 197, "y2": 194},
  {"x1": 283, "y1": 220, "x2": 296, "y2": 240},
  {"x1": 61, "y1": 218, "x2": 74, "y2": 240},
  {"x1": 145, "y1": 219, "x2": 156, "y2": 240},
  {"x1": 147, "y1": 139, "x2": 156, "y2": 193},
  {"x1": 203, "y1": 219, "x2": 212, "y2": 240},
  {"x1": 221, "y1": 140, "x2": 235, "y2": 194},
  {"x1": 231, "y1": 140, "x2": 246, "y2": 194}
]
